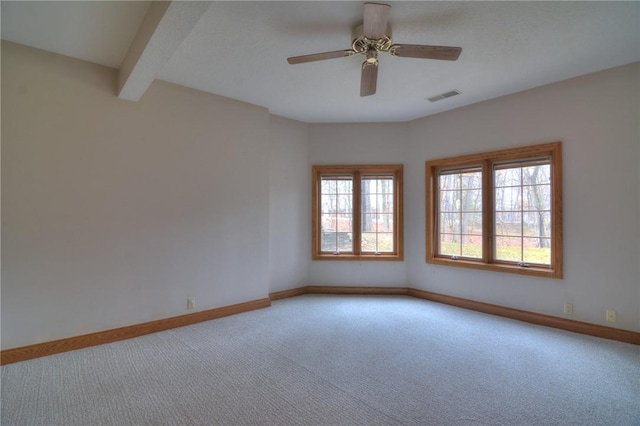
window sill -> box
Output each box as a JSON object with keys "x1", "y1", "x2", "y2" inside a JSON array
[
  {"x1": 313, "y1": 253, "x2": 404, "y2": 261},
  {"x1": 427, "y1": 256, "x2": 562, "y2": 279}
]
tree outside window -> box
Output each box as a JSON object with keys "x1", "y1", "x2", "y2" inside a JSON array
[{"x1": 426, "y1": 142, "x2": 562, "y2": 278}]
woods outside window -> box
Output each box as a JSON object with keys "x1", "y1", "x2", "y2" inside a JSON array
[
  {"x1": 426, "y1": 142, "x2": 562, "y2": 278},
  {"x1": 312, "y1": 165, "x2": 403, "y2": 261}
]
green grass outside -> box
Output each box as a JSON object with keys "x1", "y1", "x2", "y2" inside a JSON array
[
  {"x1": 440, "y1": 242, "x2": 550, "y2": 265},
  {"x1": 362, "y1": 233, "x2": 393, "y2": 252}
]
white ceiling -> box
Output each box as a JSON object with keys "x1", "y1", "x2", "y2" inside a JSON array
[{"x1": 2, "y1": 1, "x2": 639, "y2": 123}]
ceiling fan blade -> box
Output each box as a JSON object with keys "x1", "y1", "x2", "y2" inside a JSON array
[
  {"x1": 360, "y1": 63, "x2": 378, "y2": 97},
  {"x1": 391, "y1": 44, "x2": 462, "y2": 61},
  {"x1": 363, "y1": 2, "x2": 390, "y2": 39},
  {"x1": 287, "y1": 50, "x2": 355, "y2": 64}
]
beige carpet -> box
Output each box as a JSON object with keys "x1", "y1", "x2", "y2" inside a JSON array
[{"x1": 2, "y1": 295, "x2": 639, "y2": 425}]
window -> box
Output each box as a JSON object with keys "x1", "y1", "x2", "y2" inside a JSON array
[
  {"x1": 426, "y1": 142, "x2": 562, "y2": 278},
  {"x1": 312, "y1": 165, "x2": 403, "y2": 260}
]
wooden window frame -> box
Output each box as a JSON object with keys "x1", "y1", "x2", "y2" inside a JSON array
[
  {"x1": 312, "y1": 164, "x2": 404, "y2": 261},
  {"x1": 426, "y1": 142, "x2": 562, "y2": 278}
]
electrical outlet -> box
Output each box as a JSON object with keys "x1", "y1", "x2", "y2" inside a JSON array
[
  {"x1": 187, "y1": 297, "x2": 195, "y2": 310},
  {"x1": 563, "y1": 303, "x2": 573, "y2": 315},
  {"x1": 606, "y1": 309, "x2": 616, "y2": 323}
]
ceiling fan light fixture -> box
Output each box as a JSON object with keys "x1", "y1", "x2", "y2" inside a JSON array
[{"x1": 365, "y1": 49, "x2": 379, "y2": 65}]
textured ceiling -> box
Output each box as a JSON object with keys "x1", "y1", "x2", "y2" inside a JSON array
[{"x1": 2, "y1": 1, "x2": 639, "y2": 123}]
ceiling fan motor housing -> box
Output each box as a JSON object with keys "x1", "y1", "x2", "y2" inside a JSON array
[{"x1": 352, "y1": 23, "x2": 393, "y2": 55}]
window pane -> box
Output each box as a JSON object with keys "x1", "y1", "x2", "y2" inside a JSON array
[
  {"x1": 461, "y1": 213, "x2": 482, "y2": 235},
  {"x1": 321, "y1": 233, "x2": 337, "y2": 252},
  {"x1": 321, "y1": 177, "x2": 351, "y2": 214},
  {"x1": 495, "y1": 236, "x2": 522, "y2": 262},
  {"x1": 437, "y1": 168, "x2": 482, "y2": 259},
  {"x1": 320, "y1": 213, "x2": 337, "y2": 235},
  {"x1": 523, "y1": 164, "x2": 550, "y2": 185},
  {"x1": 494, "y1": 186, "x2": 522, "y2": 212},
  {"x1": 377, "y1": 213, "x2": 393, "y2": 232},
  {"x1": 319, "y1": 167, "x2": 353, "y2": 253},
  {"x1": 440, "y1": 212, "x2": 460, "y2": 235},
  {"x1": 461, "y1": 172, "x2": 482, "y2": 190},
  {"x1": 461, "y1": 242, "x2": 482, "y2": 258},
  {"x1": 493, "y1": 158, "x2": 552, "y2": 266},
  {"x1": 321, "y1": 210, "x2": 352, "y2": 253},
  {"x1": 461, "y1": 189, "x2": 482, "y2": 212},
  {"x1": 440, "y1": 190, "x2": 459, "y2": 212},
  {"x1": 361, "y1": 232, "x2": 393, "y2": 252},
  {"x1": 523, "y1": 237, "x2": 551, "y2": 265},
  {"x1": 320, "y1": 213, "x2": 353, "y2": 252},
  {"x1": 440, "y1": 173, "x2": 460, "y2": 191},
  {"x1": 495, "y1": 167, "x2": 521, "y2": 187},
  {"x1": 337, "y1": 179, "x2": 352, "y2": 193},
  {"x1": 320, "y1": 230, "x2": 353, "y2": 252},
  {"x1": 361, "y1": 176, "x2": 395, "y2": 253},
  {"x1": 439, "y1": 236, "x2": 461, "y2": 257},
  {"x1": 494, "y1": 212, "x2": 522, "y2": 236},
  {"x1": 337, "y1": 215, "x2": 352, "y2": 233},
  {"x1": 321, "y1": 179, "x2": 336, "y2": 193},
  {"x1": 362, "y1": 213, "x2": 377, "y2": 232},
  {"x1": 320, "y1": 177, "x2": 352, "y2": 253},
  {"x1": 523, "y1": 184, "x2": 551, "y2": 211},
  {"x1": 320, "y1": 196, "x2": 336, "y2": 213},
  {"x1": 337, "y1": 232, "x2": 353, "y2": 252},
  {"x1": 337, "y1": 194, "x2": 352, "y2": 213},
  {"x1": 522, "y1": 211, "x2": 551, "y2": 237},
  {"x1": 376, "y1": 232, "x2": 393, "y2": 252}
]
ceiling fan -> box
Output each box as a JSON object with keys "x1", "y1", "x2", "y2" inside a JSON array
[{"x1": 287, "y1": 2, "x2": 462, "y2": 97}]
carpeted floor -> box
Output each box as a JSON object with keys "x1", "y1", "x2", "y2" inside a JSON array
[{"x1": 2, "y1": 294, "x2": 639, "y2": 425}]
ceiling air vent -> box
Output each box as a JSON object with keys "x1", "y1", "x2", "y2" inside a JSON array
[{"x1": 427, "y1": 89, "x2": 461, "y2": 102}]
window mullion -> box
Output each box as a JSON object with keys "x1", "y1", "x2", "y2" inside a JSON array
[
  {"x1": 520, "y1": 166, "x2": 524, "y2": 263},
  {"x1": 312, "y1": 168, "x2": 322, "y2": 255},
  {"x1": 353, "y1": 171, "x2": 362, "y2": 255},
  {"x1": 483, "y1": 159, "x2": 493, "y2": 264},
  {"x1": 458, "y1": 174, "x2": 462, "y2": 257}
]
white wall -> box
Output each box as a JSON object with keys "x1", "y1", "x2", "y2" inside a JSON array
[
  {"x1": 1, "y1": 41, "x2": 272, "y2": 349},
  {"x1": 306, "y1": 64, "x2": 639, "y2": 332},
  {"x1": 2, "y1": 40, "x2": 638, "y2": 351},
  {"x1": 308, "y1": 123, "x2": 410, "y2": 287},
  {"x1": 406, "y1": 63, "x2": 639, "y2": 331},
  {"x1": 269, "y1": 115, "x2": 310, "y2": 293}
]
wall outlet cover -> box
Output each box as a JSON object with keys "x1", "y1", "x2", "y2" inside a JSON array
[{"x1": 606, "y1": 309, "x2": 616, "y2": 323}]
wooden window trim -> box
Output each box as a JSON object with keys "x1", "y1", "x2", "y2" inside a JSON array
[
  {"x1": 312, "y1": 164, "x2": 403, "y2": 261},
  {"x1": 426, "y1": 142, "x2": 562, "y2": 278}
]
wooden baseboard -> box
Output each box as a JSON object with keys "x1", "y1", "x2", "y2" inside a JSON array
[
  {"x1": 306, "y1": 286, "x2": 410, "y2": 296},
  {"x1": 274, "y1": 286, "x2": 639, "y2": 345},
  {"x1": 269, "y1": 287, "x2": 307, "y2": 301},
  {"x1": 407, "y1": 288, "x2": 640, "y2": 345},
  {"x1": 4, "y1": 286, "x2": 638, "y2": 365},
  {"x1": 1, "y1": 297, "x2": 271, "y2": 365},
  {"x1": 270, "y1": 286, "x2": 408, "y2": 300}
]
